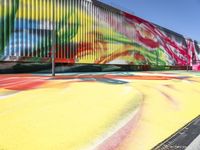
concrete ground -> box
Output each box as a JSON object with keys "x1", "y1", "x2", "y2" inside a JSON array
[{"x1": 0, "y1": 71, "x2": 200, "y2": 150}]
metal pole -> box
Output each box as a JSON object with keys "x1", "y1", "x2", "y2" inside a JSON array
[
  {"x1": 187, "y1": 57, "x2": 189, "y2": 71},
  {"x1": 52, "y1": 2, "x2": 56, "y2": 76},
  {"x1": 187, "y1": 47, "x2": 190, "y2": 72},
  {"x1": 52, "y1": 30, "x2": 56, "y2": 76}
]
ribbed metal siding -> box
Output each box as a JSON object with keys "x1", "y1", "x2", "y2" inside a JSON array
[
  {"x1": 0, "y1": 0, "x2": 122, "y2": 63},
  {"x1": 0, "y1": 0, "x2": 53, "y2": 61}
]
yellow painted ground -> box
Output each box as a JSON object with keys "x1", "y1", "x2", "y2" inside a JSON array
[
  {"x1": 0, "y1": 71, "x2": 200, "y2": 150},
  {"x1": 118, "y1": 79, "x2": 200, "y2": 150},
  {"x1": 0, "y1": 81, "x2": 141, "y2": 150}
]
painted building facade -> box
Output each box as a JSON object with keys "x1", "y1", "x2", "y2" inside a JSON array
[{"x1": 0, "y1": 0, "x2": 199, "y2": 68}]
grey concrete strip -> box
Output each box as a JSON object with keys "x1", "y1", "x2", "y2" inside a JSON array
[
  {"x1": 153, "y1": 115, "x2": 200, "y2": 150},
  {"x1": 186, "y1": 134, "x2": 200, "y2": 150}
]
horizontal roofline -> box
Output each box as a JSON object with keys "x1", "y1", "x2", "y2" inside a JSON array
[{"x1": 92, "y1": 0, "x2": 191, "y2": 39}]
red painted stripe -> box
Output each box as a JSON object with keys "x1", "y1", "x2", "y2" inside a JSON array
[{"x1": 55, "y1": 59, "x2": 75, "y2": 63}]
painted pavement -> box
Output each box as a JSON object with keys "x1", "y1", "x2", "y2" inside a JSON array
[{"x1": 0, "y1": 71, "x2": 200, "y2": 150}]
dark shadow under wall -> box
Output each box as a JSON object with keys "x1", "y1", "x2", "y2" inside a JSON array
[{"x1": 0, "y1": 62, "x2": 191, "y2": 74}]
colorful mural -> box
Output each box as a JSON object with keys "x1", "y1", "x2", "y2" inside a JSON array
[
  {"x1": 0, "y1": 71, "x2": 200, "y2": 150},
  {"x1": 0, "y1": 0, "x2": 198, "y2": 67},
  {"x1": 186, "y1": 39, "x2": 200, "y2": 70}
]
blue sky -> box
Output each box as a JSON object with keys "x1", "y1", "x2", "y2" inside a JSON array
[{"x1": 100, "y1": 0, "x2": 200, "y2": 42}]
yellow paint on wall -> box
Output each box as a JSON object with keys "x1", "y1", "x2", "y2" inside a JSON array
[
  {"x1": 0, "y1": 1, "x2": 15, "y2": 17},
  {"x1": 16, "y1": 0, "x2": 67, "y2": 21}
]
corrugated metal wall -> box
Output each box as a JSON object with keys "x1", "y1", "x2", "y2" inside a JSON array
[
  {"x1": 0, "y1": 0, "x2": 120, "y2": 63},
  {"x1": 0, "y1": 0, "x2": 192, "y2": 67},
  {"x1": 0, "y1": 0, "x2": 53, "y2": 61}
]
